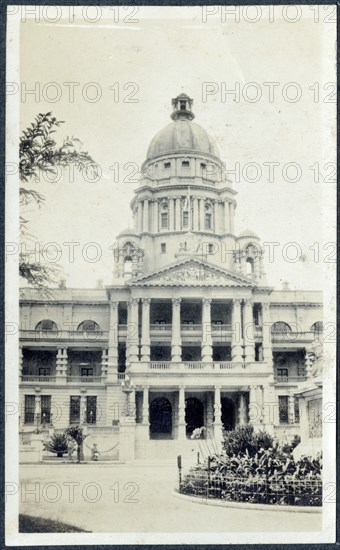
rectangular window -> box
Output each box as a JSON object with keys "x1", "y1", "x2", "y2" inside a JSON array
[
  {"x1": 200, "y1": 162, "x2": 206, "y2": 171},
  {"x1": 294, "y1": 397, "x2": 300, "y2": 423},
  {"x1": 41, "y1": 395, "x2": 51, "y2": 424},
  {"x1": 39, "y1": 367, "x2": 51, "y2": 377},
  {"x1": 24, "y1": 395, "x2": 35, "y2": 424},
  {"x1": 205, "y1": 213, "x2": 212, "y2": 229},
  {"x1": 86, "y1": 396, "x2": 97, "y2": 424},
  {"x1": 182, "y1": 211, "x2": 189, "y2": 228},
  {"x1": 207, "y1": 243, "x2": 214, "y2": 254},
  {"x1": 161, "y1": 243, "x2": 166, "y2": 253},
  {"x1": 81, "y1": 367, "x2": 94, "y2": 377},
  {"x1": 164, "y1": 162, "x2": 171, "y2": 169},
  {"x1": 279, "y1": 396, "x2": 289, "y2": 424},
  {"x1": 161, "y1": 212, "x2": 168, "y2": 229},
  {"x1": 182, "y1": 161, "x2": 190, "y2": 168},
  {"x1": 277, "y1": 368, "x2": 289, "y2": 382},
  {"x1": 70, "y1": 396, "x2": 80, "y2": 423}
]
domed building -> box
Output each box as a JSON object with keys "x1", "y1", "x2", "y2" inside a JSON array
[{"x1": 18, "y1": 94, "x2": 323, "y2": 462}]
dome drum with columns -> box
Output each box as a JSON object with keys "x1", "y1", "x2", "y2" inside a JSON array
[{"x1": 114, "y1": 94, "x2": 263, "y2": 281}]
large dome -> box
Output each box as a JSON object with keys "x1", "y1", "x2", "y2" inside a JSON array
[{"x1": 146, "y1": 120, "x2": 220, "y2": 160}]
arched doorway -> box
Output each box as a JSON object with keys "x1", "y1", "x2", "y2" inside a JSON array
[
  {"x1": 149, "y1": 397, "x2": 172, "y2": 439},
  {"x1": 221, "y1": 397, "x2": 236, "y2": 431},
  {"x1": 185, "y1": 397, "x2": 204, "y2": 438}
]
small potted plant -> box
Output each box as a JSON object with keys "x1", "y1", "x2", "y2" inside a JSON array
[{"x1": 43, "y1": 433, "x2": 69, "y2": 458}]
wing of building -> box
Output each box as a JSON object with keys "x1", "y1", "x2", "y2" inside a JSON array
[{"x1": 19, "y1": 94, "x2": 323, "y2": 461}]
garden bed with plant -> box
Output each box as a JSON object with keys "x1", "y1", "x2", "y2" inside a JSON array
[{"x1": 179, "y1": 425, "x2": 322, "y2": 507}]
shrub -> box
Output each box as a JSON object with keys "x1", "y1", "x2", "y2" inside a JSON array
[
  {"x1": 43, "y1": 433, "x2": 68, "y2": 457},
  {"x1": 180, "y1": 426, "x2": 322, "y2": 507},
  {"x1": 222, "y1": 424, "x2": 274, "y2": 457}
]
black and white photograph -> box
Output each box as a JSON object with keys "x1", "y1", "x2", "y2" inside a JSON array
[{"x1": 5, "y1": 4, "x2": 336, "y2": 545}]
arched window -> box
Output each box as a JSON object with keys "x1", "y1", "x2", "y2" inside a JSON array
[
  {"x1": 205, "y1": 201, "x2": 213, "y2": 230},
  {"x1": 35, "y1": 320, "x2": 58, "y2": 332},
  {"x1": 271, "y1": 322, "x2": 291, "y2": 335},
  {"x1": 246, "y1": 258, "x2": 254, "y2": 274},
  {"x1": 77, "y1": 320, "x2": 100, "y2": 333},
  {"x1": 160, "y1": 200, "x2": 169, "y2": 230},
  {"x1": 311, "y1": 321, "x2": 323, "y2": 334},
  {"x1": 124, "y1": 255, "x2": 133, "y2": 275}
]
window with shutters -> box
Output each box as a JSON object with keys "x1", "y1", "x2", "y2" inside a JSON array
[{"x1": 24, "y1": 395, "x2": 35, "y2": 424}]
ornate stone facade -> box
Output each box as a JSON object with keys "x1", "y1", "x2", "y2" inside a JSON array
[{"x1": 19, "y1": 94, "x2": 323, "y2": 461}]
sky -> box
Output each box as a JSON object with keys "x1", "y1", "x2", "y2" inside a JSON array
[{"x1": 18, "y1": 6, "x2": 336, "y2": 289}]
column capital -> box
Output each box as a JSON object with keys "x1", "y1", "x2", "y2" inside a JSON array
[
  {"x1": 243, "y1": 298, "x2": 253, "y2": 307},
  {"x1": 129, "y1": 297, "x2": 140, "y2": 306},
  {"x1": 142, "y1": 385, "x2": 149, "y2": 391},
  {"x1": 172, "y1": 297, "x2": 181, "y2": 306},
  {"x1": 141, "y1": 297, "x2": 151, "y2": 305},
  {"x1": 202, "y1": 298, "x2": 212, "y2": 306},
  {"x1": 233, "y1": 298, "x2": 242, "y2": 306}
]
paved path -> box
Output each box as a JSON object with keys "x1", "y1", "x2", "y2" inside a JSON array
[{"x1": 19, "y1": 463, "x2": 322, "y2": 533}]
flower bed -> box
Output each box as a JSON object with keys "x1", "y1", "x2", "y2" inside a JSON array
[{"x1": 179, "y1": 426, "x2": 322, "y2": 507}]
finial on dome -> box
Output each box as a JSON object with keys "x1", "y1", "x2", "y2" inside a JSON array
[{"x1": 171, "y1": 93, "x2": 195, "y2": 121}]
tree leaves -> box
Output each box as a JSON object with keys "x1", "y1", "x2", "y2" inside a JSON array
[{"x1": 19, "y1": 113, "x2": 97, "y2": 288}]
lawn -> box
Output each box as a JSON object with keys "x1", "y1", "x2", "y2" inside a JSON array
[{"x1": 19, "y1": 514, "x2": 90, "y2": 533}]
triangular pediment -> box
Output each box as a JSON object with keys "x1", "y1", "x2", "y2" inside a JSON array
[{"x1": 130, "y1": 258, "x2": 254, "y2": 287}]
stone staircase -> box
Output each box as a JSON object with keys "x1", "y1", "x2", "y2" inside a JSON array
[{"x1": 134, "y1": 437, "x2": 215, "y2": 465}]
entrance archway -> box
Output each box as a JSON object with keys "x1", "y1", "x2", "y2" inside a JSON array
[
  {"x1": 149, "y1": 397, "x2": 172, "y2": 439},
  {"x1": 185, "y1": 397, "x2": 204, "y2": 438},
  {"x1": 221, "y1": 397, "x2": 236, "y2": 431}
]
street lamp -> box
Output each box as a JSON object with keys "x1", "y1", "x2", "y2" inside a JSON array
[{"x1": 121, "y1": 375, "x2": 134, "y2": 417}]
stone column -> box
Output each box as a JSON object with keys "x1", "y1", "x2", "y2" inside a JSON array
[
  {"x1": 225, "y1": 201, "x2": 230, "y2": 233},
  {"x1": 231, "y1": 299, "x2": 243, "y2": 362},
  {"x1": 262, "y1": 383, "x2": 276, "y2": 434},
  {"x1": 101, "y1": 348, "x2": 108, "y2": 379},
  {"x1": 142, "y1": 386, "x2": 149, "y2": 425},
  {"x1": 171, "y1": 298, "x2": 182, "y2": 362},
  {"x1": 238, "y1": 393, "x2": 247, "y2": 425},
  {"x1": 169, "y1": 198, "x2": 175, "y2": 231},
  {"x1": 138, "y1": 201, "x2": 143, "y2": 233},
  {"x1": 249, "y1": 385, "x2": 261, "y2": 426},
  {"x1": 178, "y1": 385, "x2": 186, "y2": 440},
  {"x1": 193, "y1": 198, "x2": 199, "y2": 231},
  {"x1": 199, "y1": 199, "x2": 205, "y2": 231},
  {"x1": 141, "y1": 298, "x2": 151, "y2": 362},
  {"x1": 127, "y1": 298, "x2": 139, "y2": 363},
  {"x1": 153, "y1": 199, "x2": 159, "y2": 233},
  {"x1": 213, "y1": 386, "x2": 223, "y2": 448},
  {"x1": 229, "y1": 202, "x2": 235, "y2": 234},
  {"x1": 243, "y1": 299, "x2": 255, "y2": 362},
  {"x1": 175, "y1": 197, "x2": 181, "y2": 231},
  {"x1": 117, "y1": 250, "x2": 124, "y2": 278},
  {"x1": 33, "y1": 392, "x2": 42, "y2": 432},
  {"x1": 262, "y1": 303, "x2": 273, "y2": 364},
  {"x1": 143, "y1": 198, "x2": 149, "y2": 232},
  {"x1": 80, "y1": 391, "x2": 87, "y2": 425},
  {"x1": 202, "y1": 298, "x2": 213, "y2": 362},
  {"x1": 213, "y1": 200, "x2": 219, "y2": 232},
  {"x1": 56, "y1": 348, "x2": 68, "y2": 381},
  {"x1": 206, "y1": 392, "x2": 214, "y2": 438},
  {"x1": 107, "y1": 300, "x2": 119, "y2": 383}
]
